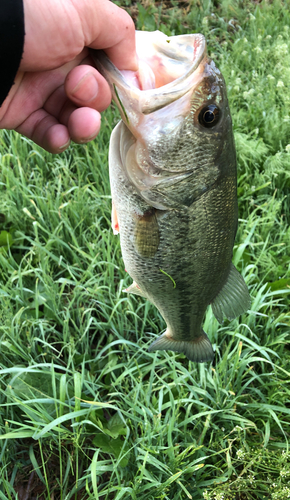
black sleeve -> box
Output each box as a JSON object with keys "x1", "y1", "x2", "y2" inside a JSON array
[{"x1": 0, "y1": 0, "x2": 25, "y2": 107}]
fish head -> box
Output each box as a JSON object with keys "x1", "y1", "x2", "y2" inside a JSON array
[{"x1": 91, "y1": 31, "x2": 235, "y2": 210}]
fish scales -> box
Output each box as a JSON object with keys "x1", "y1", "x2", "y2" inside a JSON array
[{"x1": 90, "y1": 31, "x2": 251, "y2": 363}]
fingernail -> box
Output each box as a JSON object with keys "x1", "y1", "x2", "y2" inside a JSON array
[
  {"x1": 71, "y1": 73, "x2": 99, "y2": 102},
  {"x1": 59, "y1": 140, "x2": 70, "y2": 150},
  {"x1": 79, "y1": 132, "x2": 98, "y2": 144}
]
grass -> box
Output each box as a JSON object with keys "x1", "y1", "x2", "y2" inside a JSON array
[{"x1": 0, "y1": 0, "x2": 290, "y2": 498}]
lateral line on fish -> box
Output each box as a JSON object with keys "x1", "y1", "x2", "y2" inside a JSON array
[
  {"x1": 113, "y1": 84, "x2": 129, "y2": 124},
  {"x1": 159, "y1": 268, "x2": 176, "y2": 288}
]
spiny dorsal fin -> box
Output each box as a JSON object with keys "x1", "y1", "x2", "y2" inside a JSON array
[{"x1": 211, "y1": 263, "x2": 251, "y2": 324}]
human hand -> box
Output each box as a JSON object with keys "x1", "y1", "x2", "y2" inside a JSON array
[{"x1": 0, "y1": 0, "x2": 137, "y2": 153}]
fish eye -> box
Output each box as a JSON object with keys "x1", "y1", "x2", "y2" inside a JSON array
[{"x1": 198, "y1": 104, "x2": 220, "y2": 128}]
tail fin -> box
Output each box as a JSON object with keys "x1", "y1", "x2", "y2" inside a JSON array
[{"x1": 148, "y1": 330, "x2": 214, "y2": 363}]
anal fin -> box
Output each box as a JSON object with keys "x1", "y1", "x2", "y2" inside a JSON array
[
  {"x1": 211, "y1": 263, "x2": 251, "y2": 324},
  {"x1": 148, "y1": 329, "x2": 214, "y2": 363}
]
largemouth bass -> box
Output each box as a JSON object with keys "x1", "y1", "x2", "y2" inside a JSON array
[{"x1": 90, "y1": 31, "x2": 250, "y2": 363}]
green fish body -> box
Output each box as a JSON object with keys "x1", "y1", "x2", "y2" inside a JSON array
[{"x1": 91, "y1": 31, "x2": 250, "y2": 362}]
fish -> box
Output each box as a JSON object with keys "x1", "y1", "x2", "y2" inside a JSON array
[{"x1": 90, "y1": 31, "x2": 251, "y2": 363}]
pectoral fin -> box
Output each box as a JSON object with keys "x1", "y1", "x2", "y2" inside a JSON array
[
  {"x1": 111, "y1": 201, "x2": 119, "y2": 235},
  {"x1": 134, "y1": 209, "x2": 159, "y2": 258},
  {"x1": 211, "y1": 263, "x2": 251, "y2": 323}
]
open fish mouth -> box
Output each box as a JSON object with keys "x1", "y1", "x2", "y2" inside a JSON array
[
  {"x1": 90, "y1": 31, "x2": 216, "y2": 210},
  {"x1": 90, "y1": 31, "x2": 207, "y2": 117}
]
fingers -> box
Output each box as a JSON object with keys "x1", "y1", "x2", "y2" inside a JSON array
[
  {"x1": 4, "y1": 60, "x2": 110, "y2": 153},
  {"x1": 65, "y1": 65, "x2": 111, "y2": 111},
  {"x1": 15, "y1": 107, "x2": 102, "y2": 153},
  {"x1": 15, "y1": 109, "x2": 71, "y2": 154},
  {"x1": 67, "y1": 107, "x2": 101, "y2": 143}
]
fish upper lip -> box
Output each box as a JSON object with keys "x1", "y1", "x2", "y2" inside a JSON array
[{"x1": 90, "y1": 33, "x2": 206, "y2": 114}]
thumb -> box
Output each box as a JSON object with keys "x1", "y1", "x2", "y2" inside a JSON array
[{"x1": 72, "y1": 0, "x2": 138, "y2": 71}]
